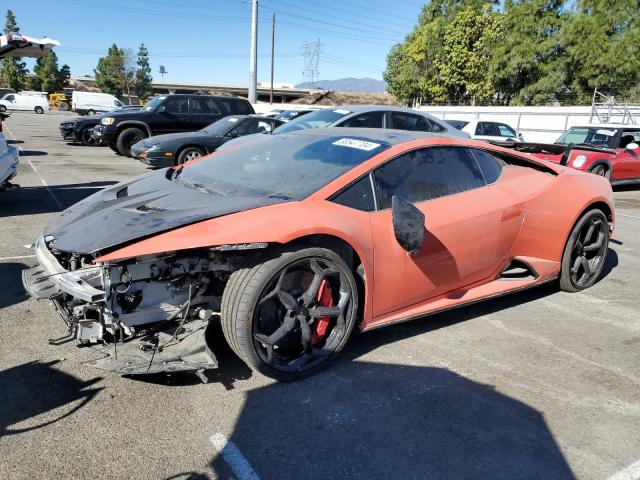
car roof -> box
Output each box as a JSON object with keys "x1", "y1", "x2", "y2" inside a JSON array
[
  {"x1": 284, "y1": 126, "x2": 452, "y2": 145},
  {"x1": 569, "y1": 123, "x2": 636, "y2": 129},
  {"x1": 333, "y1": 104, "x2": 435, "y2": 114}
]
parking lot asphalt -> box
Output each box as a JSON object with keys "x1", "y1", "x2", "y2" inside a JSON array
[{"x1": 0, "y1": 111, "x2": 639, "y2": 480}]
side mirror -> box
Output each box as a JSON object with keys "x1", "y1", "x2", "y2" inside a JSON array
[
  {"x1": 392, "y1": 195, "x2": 425, "y2": 255},
  {"x1": 625, "y1": 142, "x2": 639, "y2": 150}
]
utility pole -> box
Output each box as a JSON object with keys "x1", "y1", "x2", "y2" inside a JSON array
[
  {"x1": 270, "y1": 12, "x2": 275, "y2": 104},
  {"x1": 248, "y1": 0, "x2": 258, "y2": 104}
]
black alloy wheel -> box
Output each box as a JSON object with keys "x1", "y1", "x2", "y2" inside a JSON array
[
  {"x1": 116, "y1": 128, "x2": 147, "y2": 157},
  {"x1": 221, "y1": 247, "x2": 358, "y2": 380},
  {"x1": 560, "y1": 209, "x2": 609, "y2": 292},
  {"x1": 81, "y1": 129, "x2": 97, "y2": 146}
]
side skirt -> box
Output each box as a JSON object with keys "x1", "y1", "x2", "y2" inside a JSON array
[{"x1": 363, "y1": 276, "x2": 558, "y2": 332}]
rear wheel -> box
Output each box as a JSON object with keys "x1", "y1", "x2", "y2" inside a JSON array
[
  {"x1": 177, "y1": 146, "x2": 204, "y2": 165},
  {"x1": 59, "y1": 102, "x2": 70, "y2": 111},
  {"x1": 559, "y1": 209, "x2": 609, "y2": 292},
  {"x1": 34, "y1": 106, "x2": 44, "y2": 114},
  {"x1": 116, "y1": 127, "x2": 147, "y2": 157},
  {"x1": 221, "y1": 246, "x2": 358, "y2": 381},
  {"x1": 589, "y1": 164, "x2": 610, "y2": 179},
  {"x1": 0, "y1": 105, "x2": 7, "y2": 112},
  {"x1": 87, "y1": 109, "x2": 96, "y2": 116}
]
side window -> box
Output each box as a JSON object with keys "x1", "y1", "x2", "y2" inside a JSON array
[
  {"x1": 427, "y1": 119, "x2": 447, "y2": 132},
  {"x1": 231, "y1": 118, "x2": 259, "y2": 136},
  {"x1": 190, "y1": 97, "x2": 221, "y2": 115},
  {"x1": 374, "y1": 147, "x2": 486, "y2": 209},
  {"x1": 497, "y1": 124, "x2": 516, "y2": 137},
  {"x1": 164, "y1": 97, "x2": 189, "y2": 114},
  {"x1": 234, "y1": 100, "x2": 252, "y2": 115},
  {"x1": 469, "y1": 149, "x2": 504, "y2": 184},
  {"x1": 391, "y1": 112, "x2": 431, "y2": 132},
  {"x1": 219, "y1": 100, "x2": 232, "y2": 114},
  {"x1": 340, "y1": 111, "x2": 385, "y2": 128},
  {"x1": 257, "y1": 120, "x2": 272, "y2": 133},
  {"x1": 620, "y1": 130, "x2": 640, "y2": 147},
  {"x1": 477, "y1": 122, "x2": 500, "y2": 136},
  {"x1": 5, "y1": 94, "x2": 14, "y2": 101},
  {"x1": 331, "y1": 175, "x2": 376, "y2": 212},
  {"x1": 114, "y1": 99, "x2": 123, "y2": 107}
]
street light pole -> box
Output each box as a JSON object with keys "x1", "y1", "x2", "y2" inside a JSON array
[
  {"x1": 248, "y1": 0, "x2": 258, "y2": 104},
  {"x1": 270, "y1": 12, "x2": 275, "y2": 105}
]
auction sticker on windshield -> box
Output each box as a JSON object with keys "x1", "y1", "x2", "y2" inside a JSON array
[
  {"x1": 333, "y1": 138, "x2": 381, "y2": 151},
  {"x1": 333, "y1": 109, "x2": 352, "y2": 115},
  {"x1": 596, "y1": 129, "x2": 616, "y2": 136}
]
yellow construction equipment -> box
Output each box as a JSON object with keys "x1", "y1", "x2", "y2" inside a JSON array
[{"x1": 48, "y1": 92, "x2": 70, "y2": 111}]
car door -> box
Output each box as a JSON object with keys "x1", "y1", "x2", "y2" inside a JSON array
[
  {"x1": 367, "y1": 146, "x2": 523, "y2": 319},
  {"x1": 389, "y1": 111, "x2": 432, "y2": 132},
  {"x1": 188, "y1": 97, "x2": 222, "y2": 130},
  {"x1": 614, "y1": 128, "x2": 640, "y2": 180},
  {"x1": 337, "y1": 111, "x2": 386, "y2": 128},
  {"x1": 155, "y1": 96, "x2": 190, "y2": 133}
]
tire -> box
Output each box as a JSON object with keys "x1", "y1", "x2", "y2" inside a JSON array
[
  {"x1": 589, "y1": 164, "x2": 611, "y2": 180},
  {"x1": 108, "y1": 142, "x2": 121, "y2": 154},
  {"x1": 116, "y1": 127, "x2": 147, "y2": 157},
  {"x1": 87, "y1": 109, "x2": 96, "y2": 116},
  {"x1": 34, "y1": 106, "x2": 44, "y2": 114},
  {"x1": 59, "y1": 102, "x2": 70, "y2": 111},
  {"x1": 0, "y1": 105, "x2": 6, "y2": 112},
  {"x1": 559, "y1": 209, "x2": 609, "y2": 292},
  {"x1": 221, "y1": 245, "x2": 359, "y2": 381},
  {"x1": 81, "y1": 129, "x2": 97, "y2": 146},
  {"x1": 177, "y1": 146, "x2": 205, "y2": 165}
]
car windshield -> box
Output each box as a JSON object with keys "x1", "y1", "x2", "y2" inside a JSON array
[
  {"x1": 202, "y1": 116, "x2": 241, "y2": 136},
  {"x1": 272, "y1": 108, "x2": 352, "y2": 134},
  {"x1": 446, "y1": 120, "x2": 468, "y2": 130},
  {"x1": 556, "y1": 127, "x2": 618, "y2": 148},
  {"x1": 143, "y1": 96, "x2": 166, "y2": 112},
  {"x1": 173, "y1": 133, "x2": 389, "y2": 200}
]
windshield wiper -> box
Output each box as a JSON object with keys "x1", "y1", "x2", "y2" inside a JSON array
[{"x1": 175, "y1": 176, "x2": 211, "y2": 194}]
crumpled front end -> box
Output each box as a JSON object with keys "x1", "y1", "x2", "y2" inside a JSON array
[{"x1": 21, "y1": 236, "x2": 257, "y2": 375}]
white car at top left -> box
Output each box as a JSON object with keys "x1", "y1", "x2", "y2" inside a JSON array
[{"x1": 0, "y1": 130, "x2": 19, "y2": 191}]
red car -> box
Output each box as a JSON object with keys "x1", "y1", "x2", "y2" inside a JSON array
[
  {"x1": 527, "y1": 124, "x2": 640, "y2": 185},
  {"x1": 22, "y1": 129, "x2": 614, "y2": 380}
]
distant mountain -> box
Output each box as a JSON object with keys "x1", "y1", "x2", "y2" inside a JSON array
[{"x1": 295, "y1": 77, "x2": 387, "y2": 93}]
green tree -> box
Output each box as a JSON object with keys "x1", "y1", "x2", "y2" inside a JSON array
[
  {"x1": 94, "y1": 44, "x2": 125, "y2": 97},
  {"x1": 135, "y1": 43, "x2": 153, "y2": 100},
  {"x1": 489, "y1": 0, "x2": 566, "y2": 105},
  {"x1": 30, "y1": 51, "x2": 70, "y2": 92},
  {"x1": 384, "y1": 0, "x2": 496, "y2": 105},
  {"x1": 0, "y1": 10, "x2": 28, "y2": 91},
  {"x1": 439, "y1": 6, "x2": 503, "y2": 105},
  {"x1": 561, "y1": 0, "x2": 640, "y2": 104}
]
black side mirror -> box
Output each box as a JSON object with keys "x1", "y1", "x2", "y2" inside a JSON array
[{"x1": 392, "y1": 195, "x2": 425, "y2": 255}]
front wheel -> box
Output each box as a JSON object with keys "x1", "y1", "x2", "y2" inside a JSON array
[
  {"x1": 221, "y1": 246, "x2": 359, "y2": 381},
  {"x1": 177, "y1": 146, "x2": 204, "y2": 165},
  {"x1": 34, "y1": 106, "x2": 44, "y2": 114},
  {"x1": 589, "y1": 164, "x2": 610, "y2": 179},
  {"x1": 87, "y1": 109, "x2": 96, "y2": 116},
  {"x1": 0, "y1": 105, "x2": 6, "y2": 112},
  {"x1": 116, "y1": 127, "x2": 147, "y2": 157},
  {"x1": 81, "y1": 129, "x2": 97, "y2": 146},
  {"x1": 559, "y1": 209, "x2": 609, "y2": 292}
]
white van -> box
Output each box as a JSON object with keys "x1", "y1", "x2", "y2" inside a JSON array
[
  {"x1": 72, "y1": 91, "x2": 124, "y2": 116},
  {"x1": 0, "y1": 92, "x2": 49, "y2": 114}
]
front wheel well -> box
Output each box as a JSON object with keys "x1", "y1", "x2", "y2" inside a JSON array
[{"x1": 583, "y1": 201, "x2": 613, "y2": 224}]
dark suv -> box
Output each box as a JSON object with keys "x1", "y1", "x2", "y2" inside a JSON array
[{"x1": 92, "y1": 94, "x2": 254, "y2": 156}]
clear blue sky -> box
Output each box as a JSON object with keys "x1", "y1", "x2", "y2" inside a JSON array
[{"x1": 12, "y1": 0, "x2": 426, "y2": 86}]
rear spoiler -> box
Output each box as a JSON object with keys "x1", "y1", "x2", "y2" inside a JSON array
[{"x1": 486, "y1": 141, "x2": 617, "y2": 166}]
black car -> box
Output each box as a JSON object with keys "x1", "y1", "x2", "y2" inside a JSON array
[
  {"x1": 131, "y1": 115, "x2": 283, "y2": 167},
  {"x1": 92, "y1": 94, "x2": 255, "y2": 157},
  {"x1": 59, "y1": 105, "x2": 142, "y2": 146}
]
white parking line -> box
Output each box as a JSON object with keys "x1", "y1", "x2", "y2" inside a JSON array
[
  {"x1": 210, "y1": 432, "x2": 260, "y2": 480},
  {"x1": 607, "y1": 459, "x2": 640, "y2": 480},
  {"x1": 0, "y1": 254, "x2": 36, "y2": 261},
  {"x1": 5, "y1": 124, "x2": 64, "y2": 208}
]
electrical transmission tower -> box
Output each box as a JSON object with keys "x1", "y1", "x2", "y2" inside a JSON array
[{"x1": 301, "y1": 40, "x2": 323, "y2": 87}]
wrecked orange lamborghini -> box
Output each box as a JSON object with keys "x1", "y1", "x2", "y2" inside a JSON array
[{"x1": 23, "y1": 128, "x2": 614, "y2": 380}]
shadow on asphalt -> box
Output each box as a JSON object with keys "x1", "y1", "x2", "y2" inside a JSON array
[
  {"x1": 0, "y1": 360, "x2": 102, "y2": 437},
  {"x1": 6, "y1": 139, "x2": 23, "y2": 145},
  {"x1": 599, "y1": 247, "x2": 618, "y2": 282},
  {"x1": 208, "y1": 361, "x2": 575, "y2": 479},
  {"x1": 0, "y1": 262, "x2": 29, "y2": 309},
  {"x1": 19, "y1": 150, "x2": 48, "y2": 157},
  {"x1": 0, "y1": 181, "x2": 117, "y2": 217}
]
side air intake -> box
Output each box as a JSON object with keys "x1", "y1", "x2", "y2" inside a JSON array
[{"x1": 498, "y1": 259, "x2": 538, "y2": 281}]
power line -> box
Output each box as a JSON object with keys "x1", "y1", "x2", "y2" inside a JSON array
[{"x1": 302, "y1": 0, "x2": 420, "y2": 25}]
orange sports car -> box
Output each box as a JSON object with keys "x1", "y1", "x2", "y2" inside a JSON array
[{"x1": 23, "y1": 128, "x2": 614, "y2": 380}]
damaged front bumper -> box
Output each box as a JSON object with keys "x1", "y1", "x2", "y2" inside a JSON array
[{"x1": 22, "y1": 236, "x2": 219, "y2": 376}]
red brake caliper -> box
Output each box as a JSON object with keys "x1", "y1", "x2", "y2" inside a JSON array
[{"x1": 312, "y1": 279, "x2": 333, "y2": 344}]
